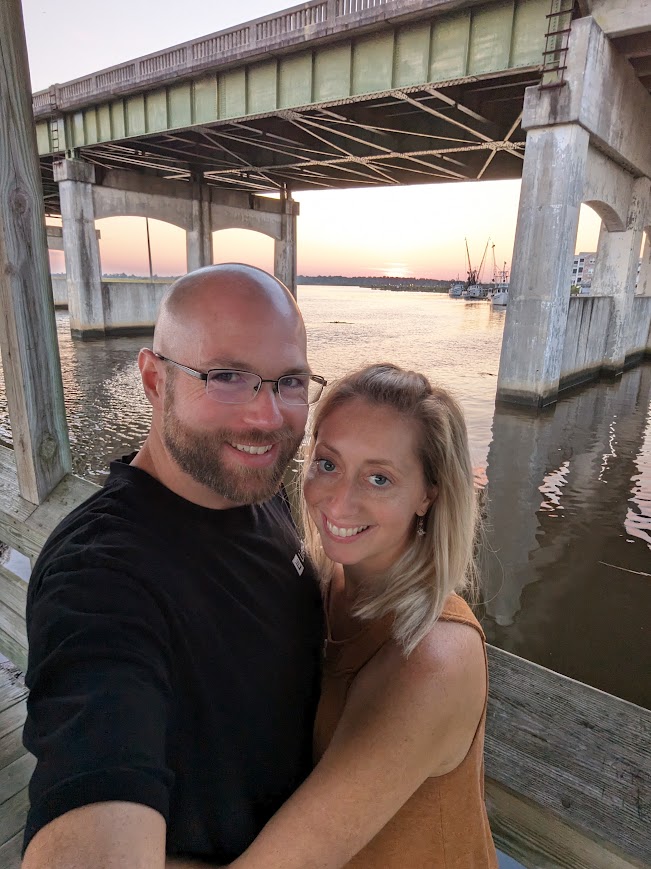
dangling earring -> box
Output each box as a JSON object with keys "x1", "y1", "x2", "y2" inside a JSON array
[{"x1": 416, "y1": 515, "x2": 426, "y2": 537}]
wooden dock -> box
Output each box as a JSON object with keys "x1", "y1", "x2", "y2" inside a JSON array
[{"x1": 0, "y1": 661, "x2": 32, "y2": 869}]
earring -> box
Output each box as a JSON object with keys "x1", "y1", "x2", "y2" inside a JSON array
[{"x1": 416, "y1": 515, "x2": 426, "y2": 537}]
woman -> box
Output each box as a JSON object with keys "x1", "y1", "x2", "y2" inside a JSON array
[{"x1": 178, "y1": 363, "x2": 496, "y2": 868}]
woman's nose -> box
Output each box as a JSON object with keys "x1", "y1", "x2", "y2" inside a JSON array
[{"x1": 325, "y1": 478, "x2": 358, "y2": 517}]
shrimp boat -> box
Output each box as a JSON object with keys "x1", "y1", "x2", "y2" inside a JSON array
[
  {"x1": 448, "y1": 282, "x2": 464, "y2": 297},
  {"x1": 461, "y1": 237, "x2": 491, "y2": 300},
  {"x1": 489, "y1": 247, "x2": 509, "y2": 306}
]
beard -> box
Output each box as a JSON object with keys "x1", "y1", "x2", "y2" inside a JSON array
[{"x1": 162, "y1": 379, "x2": 303, "y2": 505}]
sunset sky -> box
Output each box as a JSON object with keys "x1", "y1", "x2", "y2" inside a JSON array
[{"x1": 24, "y1": 0, "x2": 602, "y2": 280}]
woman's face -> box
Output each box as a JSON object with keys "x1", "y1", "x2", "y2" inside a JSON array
[{"x1": 304, "y1": 398, "x2": 434, "y2": 577}]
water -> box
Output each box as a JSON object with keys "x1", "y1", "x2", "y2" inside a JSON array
[{"x1": 0, "y1": 286, "x2": 649, "y2": 710}]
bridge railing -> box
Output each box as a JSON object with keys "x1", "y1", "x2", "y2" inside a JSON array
[{"x1": 31, "y1": 0, "x2": 461, "y2": 119}]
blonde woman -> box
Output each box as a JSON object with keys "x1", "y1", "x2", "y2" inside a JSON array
[{"x1": 175, "y1": 363, "x2": 497, "y2": 868}]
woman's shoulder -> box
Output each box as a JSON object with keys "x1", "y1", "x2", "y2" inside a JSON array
[{"x1": 360, "y1": 603, "x2": 485, "y2": 708}]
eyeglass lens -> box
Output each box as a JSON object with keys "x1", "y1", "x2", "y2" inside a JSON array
[{"x1": 205, "y1": 370, "x2": 323, "y2": 405}]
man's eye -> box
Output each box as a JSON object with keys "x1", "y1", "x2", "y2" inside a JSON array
[
  {"x1": 369, "y1": 474, "x2": 390, "y2": 487},
  {"x1": 281, "y1": 376, "x2": 306, "y2": 389},
  {"x1": 316, "y1": 458, "x2": 336, "y2": 473},
  {"x1": 213, "y1": 371, "x2": 244, "y2": 384}
]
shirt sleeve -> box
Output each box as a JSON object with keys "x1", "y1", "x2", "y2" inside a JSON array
[{"x1": 22, "y1": 558, "x2": 175, "y2": 854}]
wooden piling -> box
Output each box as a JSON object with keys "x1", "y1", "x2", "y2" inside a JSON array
[{"x1": 0, "y1": 0, "x2": 71, "y2": 505}]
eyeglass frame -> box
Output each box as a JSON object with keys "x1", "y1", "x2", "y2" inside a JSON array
[{"x1": 153, "y1": 352, "x2": 327, "y2": 406}]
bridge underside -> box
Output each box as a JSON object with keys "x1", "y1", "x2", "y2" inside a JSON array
[{"x1": 40, "y1": 68, "x2": 534, "y2": 216}]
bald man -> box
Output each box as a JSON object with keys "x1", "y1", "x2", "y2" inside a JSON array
[{"x1": 22, "y1": 265, "x2": 326, "y2": 868}]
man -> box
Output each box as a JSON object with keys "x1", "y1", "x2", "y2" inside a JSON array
[{"x1": 22, "y1": 264, "x2": 326, "y2": 868}]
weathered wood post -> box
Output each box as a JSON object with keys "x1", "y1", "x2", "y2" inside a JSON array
[{"x1": 0, "y1": 0, "x2": 71, "y2": 503}]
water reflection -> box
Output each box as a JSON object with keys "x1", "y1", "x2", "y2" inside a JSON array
[{"x1": 482, "y1": 364, "x2": 651, "y2": 708}]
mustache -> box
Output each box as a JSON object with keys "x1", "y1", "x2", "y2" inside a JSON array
[{"x1": 219, "y1": 428, "x2": 297, "y2": 446}]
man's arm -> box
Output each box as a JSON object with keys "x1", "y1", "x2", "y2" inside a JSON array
[
  {"x1": 23, "y1": 560, "x2": 174, "y2": 865},
  {"x1": 22, "y1": 802, "x2": 166, "y2": 869}
]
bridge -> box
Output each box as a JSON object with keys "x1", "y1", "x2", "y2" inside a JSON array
[{"x1": 26, "y1": 0, "x2": 651, "y2": 408}]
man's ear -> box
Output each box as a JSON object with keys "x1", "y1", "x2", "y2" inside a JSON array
[{"x1": 139, "y1": 349, "x2": 166, "y2": 410}]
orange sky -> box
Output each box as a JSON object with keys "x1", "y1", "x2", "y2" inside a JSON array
[{"x1": 48, "y1": 181, "x2": 603, "y2": 280}]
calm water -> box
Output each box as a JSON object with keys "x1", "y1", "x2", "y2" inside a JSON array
[{"x1": 0, "y1": 286, "x2": 649, "y2": 708}]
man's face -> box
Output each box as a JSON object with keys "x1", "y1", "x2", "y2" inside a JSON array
[{"x1": 160, "y1": 297, "x2": 309, "y2": 506}]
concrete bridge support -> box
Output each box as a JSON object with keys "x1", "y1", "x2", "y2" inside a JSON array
[
  {"x1": 186, "y1": 186, "x2": 213, "y2": 273},
  {"x1": 497, "y1": 16, "x2": 651, "y2": 406},
  {"x1": 274, "y1": 196, "x2": 298, "y2": 295},
  {"x1": 591, "y1": 178, "x2": 651, "y2": 373},
  {"x1": 53, "y1": 160, "x2": 299, "y2": 338},
  {"x1": 53, "y1": 159, "x2": 104, "y2": 339}
]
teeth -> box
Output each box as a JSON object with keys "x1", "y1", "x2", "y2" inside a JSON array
[
  {"x1": 326, "y1": 520, "x2": 369, "y2": 538},
  {"x1": 233, "y1": 443, "x2": 273, "y2": 455}
]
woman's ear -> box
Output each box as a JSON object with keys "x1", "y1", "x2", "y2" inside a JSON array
[{"x1": 417, "y1": 485, "x2": 438, "y2": 516}]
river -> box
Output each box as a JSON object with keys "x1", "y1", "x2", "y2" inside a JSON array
[{"x1": 0, "y1": 285, "x2": 649, "y2": 708}]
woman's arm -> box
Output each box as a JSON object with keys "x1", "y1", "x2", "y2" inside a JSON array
[{"x1": 227, "y1": 618, "x2": 486, "y2": 869}]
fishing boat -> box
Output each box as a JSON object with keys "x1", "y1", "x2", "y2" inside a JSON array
[{"x1": 448, "y1": 282, "x2": 464, "y2": 297}]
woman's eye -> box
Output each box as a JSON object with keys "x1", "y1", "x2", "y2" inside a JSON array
[
  {"x1": 369, "y1": 474, "x2": 390, "y2": 487},
  {"x1": 316, "y1": 458, "x2": 336, "y2": 473}
]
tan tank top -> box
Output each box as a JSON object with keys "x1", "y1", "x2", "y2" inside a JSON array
[{"x1": 313, "y1": 590, "x2": 498, "y2": 869}]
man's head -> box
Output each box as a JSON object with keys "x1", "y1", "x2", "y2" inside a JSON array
[{"x1": 138, "y1": 264, "x2": 312, "y2": 508}]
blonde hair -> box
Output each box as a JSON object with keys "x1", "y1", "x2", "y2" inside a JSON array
[{"x1": 301, "y1": 363, "x2": 479, "y2": 656}]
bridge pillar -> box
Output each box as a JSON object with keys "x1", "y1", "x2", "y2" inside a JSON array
[
  {"x1": 498, "y1": 15, "x2": 651, "y2": 406},
  {"x1": 53, "y1": 159, "x2": 104, "y2": 339},
  {"x1": 591, "y1": 178, "x2": 651, "y2": 375},
  {"x1": 274, "y1": 195, "x2": 298, "y2": 299},
  {"x1": 186, "y1": 186, "x2": 213, "y2": 272},
  {"x1": 496, "y1": 123, "x2": 589, "y2": 407}
]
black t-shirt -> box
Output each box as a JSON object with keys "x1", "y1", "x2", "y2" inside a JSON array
[{"x1": 23, "y1": 457, "x2": 324, "y2": 861}]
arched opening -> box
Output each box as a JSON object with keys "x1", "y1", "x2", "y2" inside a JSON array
[
  {"x1": 95, "y1": 216, "x2": 186, "y2": 278},
  {"x1": 213, "y1": 228, "x2": 274, "y2": 273},
  {"x1": 572, "y1": 203, "x2": 603, "y2": 293}
]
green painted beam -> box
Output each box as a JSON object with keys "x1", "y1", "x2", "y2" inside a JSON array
[{"x1": 35, "y1": 0, "x2": 548, "y2": 156}]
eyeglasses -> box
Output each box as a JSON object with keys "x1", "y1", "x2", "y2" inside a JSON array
[{"x1": 154, "y1": 353, "x2": 327, "y2": 406}]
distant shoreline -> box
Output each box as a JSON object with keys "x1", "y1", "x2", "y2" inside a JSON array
[
  {"x1": 297, "y1": 276, "x2": 450, "y2": 293},
  {"x1": 51, "y1": 273, "x2": 453, "y2": 293}
]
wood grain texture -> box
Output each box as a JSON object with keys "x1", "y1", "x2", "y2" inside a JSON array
[
  {"x1": 486, "y1": 779, "x2": 648, "y2": 869},
  {"x1": 0, "y1": 0, "x2": 71, "y2": 503},
  {"x1": 486, "y1": 645, "x2": 651, "y2": 865}
]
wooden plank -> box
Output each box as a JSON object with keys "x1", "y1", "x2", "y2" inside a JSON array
[
  {"x1": 0, "y1": 787, "x2": 29, "y2": 849},
  {"x1": 0, "y1": 726, "x2": 27, "y2": 773},
  {"x1": 0, "y1": 702, "x2": 27, "y2": 743},
  {"x1": 486, "y1": 780, "x2": 648, "y2": 869},
  {"x1": 0, "y1": 830, "x2": 23, "y2": 869},
  {"x1": 485, "y1": 645, "x2": 651, "y2": 865},
  {"x1": 0, "y1": 634, "x2": 27, "y2": 673},
  {"x1": 0, "y1": 0, "x2": 71, "y2": 504},
  {"x1": 0, "y1": 604, "x2": 26, "y2": 656},
  {"x1": 0, "y1": 445, "x2": 97, "y2": 560},
  {"x1": 0, "y1": 565, "x2": 26, "y2": 619},
  {"x1": 0, "y1": 754, "x2": 35, "y2": 807},
  {"x1": 0, "y1": 663, "x2": 27, "y2": 711}
]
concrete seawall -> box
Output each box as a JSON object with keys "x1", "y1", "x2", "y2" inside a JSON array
[
  {"x1": 50, "y1": 278, "x2": 171, "y2": 335},
  {"x1": 560, "y1": 294, "x2": 651, "y2": 392}
]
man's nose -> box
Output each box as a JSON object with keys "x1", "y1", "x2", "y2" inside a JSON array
[{"x1": 240, "y1": 382, "x2": 285, "y2": 430}]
